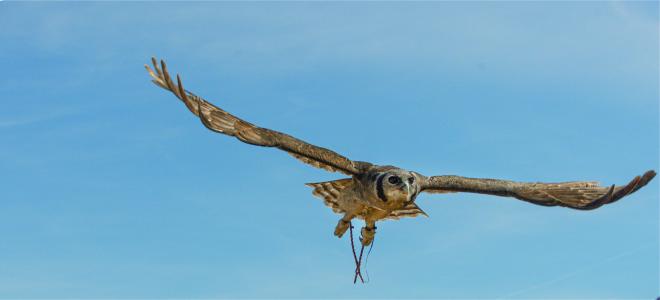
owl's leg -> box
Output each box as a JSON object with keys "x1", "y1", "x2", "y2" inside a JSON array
[
  {"x1": 334, "y1": 213, "x2": 354, "y2": 238},
  {"x1": 360, "y1": 220, "x2": 377, "y2": 246}
]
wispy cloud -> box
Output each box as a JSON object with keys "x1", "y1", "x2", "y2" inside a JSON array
[
  {"x1": 497, "y1": 242, "x2": 656, "y2": 298},
  {"x1": 0, "y1": 109, "x2": 77, "y2": 129}
]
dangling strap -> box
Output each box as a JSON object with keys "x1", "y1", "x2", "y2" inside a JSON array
[
  {"x1": 353, "y1": 241, "x2": 365, "y2": 284},
  {"x1": 363, "y1": 236, "x2": 375, "y2": 283},
  {"x1": 348, "y1": 222, "x2": 365, "y2": 283}
]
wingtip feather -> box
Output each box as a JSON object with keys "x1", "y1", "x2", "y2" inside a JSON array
[{"x1": 643, "y1": 170, "x2": 656, "y2": 181}]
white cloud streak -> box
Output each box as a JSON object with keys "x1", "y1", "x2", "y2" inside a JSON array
[
  {"x1": 497, "y1": 242, "x2": 656, "y2": 299},
  {"x1": 0, "y1": 109, "x2": 77, "y2": 129}
]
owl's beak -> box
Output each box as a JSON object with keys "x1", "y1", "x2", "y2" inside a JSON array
[{"x1": 404, "y1": 182, "x2": 415, "y2": 201}]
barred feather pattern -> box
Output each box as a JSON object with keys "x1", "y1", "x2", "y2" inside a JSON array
[
  {"x1": 306, "y1": 179, "x2": 353, "y2": 214},
  {"x1": 306, "y1": 179, "x2": 428, "y2": 219},
  {"x1": 383, "y1": 202, "x2": 428, "y2": 220},
  {"x1": 290, "y1": 153, "x2": 338, "y2": 173},
  {"x1": 145, "y1": 57, "x2": 369, "y2": 176},
  {"x1": 422, "y1": 170, "x2": 656, "y2": 210}
]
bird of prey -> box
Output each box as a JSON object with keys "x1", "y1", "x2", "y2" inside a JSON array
[{"x1": 145, "y1": 57, "x2": 655, "y2": 260}]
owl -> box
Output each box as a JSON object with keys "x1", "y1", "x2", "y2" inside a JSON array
[{"x1": 145, "y1": 57, "x2": 655, "y2": 251}]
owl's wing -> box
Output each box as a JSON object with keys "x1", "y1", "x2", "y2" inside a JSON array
[
  {"x1": 145, "y1": 58, "x2": 371, "y2": 175},
  {"x1": 384, "y1": 202, "x2": 429, "y2": 220},
  {"x1": 419, "y1": 170, "x2": 655, "y2": 210}
]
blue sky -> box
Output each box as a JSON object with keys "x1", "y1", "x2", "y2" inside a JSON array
[{"x1": 0, "y1": 1, "x2": 658, "y2": 298}]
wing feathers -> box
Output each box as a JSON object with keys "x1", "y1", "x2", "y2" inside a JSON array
[
  {"x1": 384, "y1": 202, "x2": 429, "y2": 220},
  {"x1": 306, "y1": 179, "x2": 354, "y2": 213},
  {"x1": 421, "y1": 170, "x2": 655, "y2": 210},
  {"x1": 291, "y1": 153, "x2": 339, "y2": 173},
  {"x1": 146, "y1": 57, "x2": 370, "y2": 175}
]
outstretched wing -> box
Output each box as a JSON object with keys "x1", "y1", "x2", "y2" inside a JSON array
[
  {"x1": 145, "y1": 58, "x2": 371, "y2": 175},
  {"x1": 420, "y1": 170, "x2": 655, "y2": 210}
]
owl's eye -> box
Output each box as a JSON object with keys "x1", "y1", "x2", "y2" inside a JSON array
[
  {"x1": 388, "y1": 176, "x2": 401, "y2": 184},
  {"x1": 408, "y1": 177, "x2": 415, "y2": 184}
]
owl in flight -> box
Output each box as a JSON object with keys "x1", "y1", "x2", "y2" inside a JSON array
[{"x1": 145, "y1": 58, "x2": 655, "y2": 248}]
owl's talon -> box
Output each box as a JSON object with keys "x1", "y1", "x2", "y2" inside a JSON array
[
  {"x1": 360, "y1": 226, "x2": 376, "y2": 246},
  {"x1": 334, "y1": 219, "x2": 351, "y2": 238}
]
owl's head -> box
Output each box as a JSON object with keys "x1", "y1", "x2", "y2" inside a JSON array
[{"x1": 371, "y1": 168, "x2": 421, "y2": 208}]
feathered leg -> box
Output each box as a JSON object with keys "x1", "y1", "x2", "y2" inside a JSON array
[
  {"x1": 360, "y1": 220, "x2": 377, "y2": 246},
  {"x1": 334, "y1": 213, "x2": 353, "y2": 238}
]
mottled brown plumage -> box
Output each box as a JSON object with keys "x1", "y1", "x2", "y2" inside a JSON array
[
  {"x1": 422, "y1": 172, "x2": 656, "y2": 210},
  {"x1": 145, "y1": 57, "x2": 656, "y2": 249}
]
